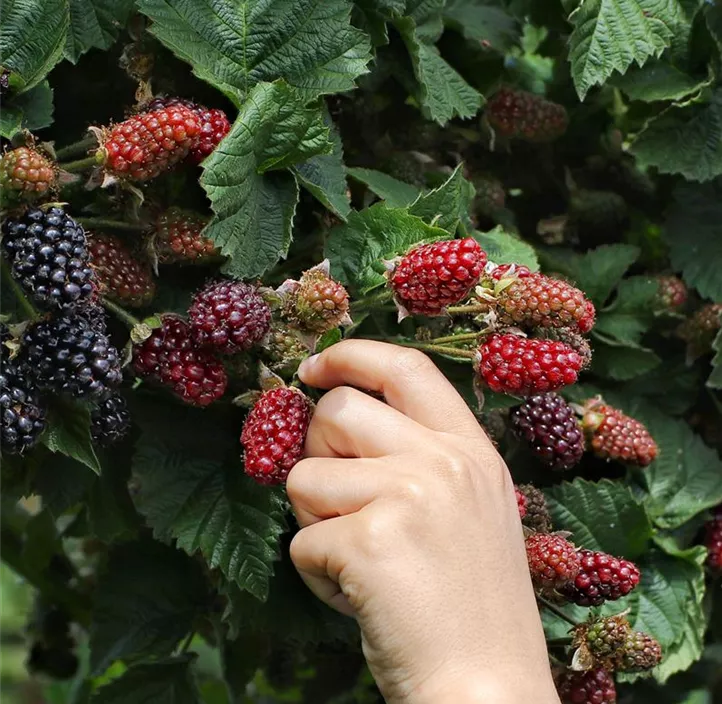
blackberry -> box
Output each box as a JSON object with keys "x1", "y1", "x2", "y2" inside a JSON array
[
  {"x1": 511, "y1": 393, "x2": 584, "y2": 470},
  {"x1": 556, "y1": 668, "x2": 616, "y2": 704},
  {"x1": 0, "y1": 146, "x2": 57, "y2": 206},
  {"x1": 1, "y1": 207, "x2": 96, "y2": 310},
  {"x1": 525, "y1": 533, "x2": 580, "y2": 592},
  {"x1": 561, "y1": 549, "x2": 641, "y2": 606},
  {"x1": 1, "y1": 358, "x2": 46, "y2": 454},
  {"x1": 613, "y1": 631, "x2": 662, "y2": 672},
  {"x1": 91, "y1": 393, "x2": 131, "y2": 446},
  {"x1": 262, "y1": 324, "x2": 310, "y2": 374},
  {"x1": 20, "y1": 309, "x2": 122, "y2": 399},
  {"x1": 518, "y1": 484, "x2": 553, "y2": 533},
  {"x1": 283, "y1": 264, "x2": 351, "y2": 334}
]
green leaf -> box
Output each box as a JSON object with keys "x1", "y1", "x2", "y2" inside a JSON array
[
  {"x1": 136, "y1": 0, "x2": 372, "y2": 104},
  {"x1": 613, "y1": 59, "x2": 710, "y2": 102},
  {"x1": 594, "y1": 276, "x2": 658, "y2": 345},
  {"x1": 443, "y1": 0, "x2": 521, "y2": 53},
  {"x1": 346, "y1": 167, "x2": 422, "y2": 207},
  {"x1": 631, "y1": 90, "x2": 722, "y2": 182},
  {"x1": 325, "y1": 202, "x2": 449, "y2": 293},
  {"x1": 131, "y1": 397, "x2": 286, "y2": 601},
  {"x1": 546, "y1": 479, "x2": 653, "y2": 558},
  {"x1": 0, "y1": 0, "x2": 69, "y2": 91},
  {"x1": 65, "y1": 0, "x2": 134, "y2": 63},
  {"x1": 394, "y1": 15, "x2": 484, "y2": 125},
  {"x1": 709, "y1": 327, "x2": 722, "y2": 389},
  {"x1": 90, "y1": 540, "x2": 207, "y2": 674},
  {"x1": 32, "y1": 455, "x2": 95, "y2": 518},
  {"x1": 663, "y1": 180, "x2": 722, "y2": 302},
  {"x1": 42, "y1": 399, "x2": 101, "y2": 475},
  {"x1": 567, "y1": 0, "x2": 676, "y2": 100},
  {"x1": 91, "y1": 656, "x2": 201, "y2": 704},
  {"x1": 408, "y1": 164, "x2": 474, "y2": 232},
  {"x1": 591, "y1": 338, "x2": 661, "y2": 380},
  {"x1": 200, "y1": 81, "x2": 331, "y2": 280},
  {"x1": 473, "y1": 227, "x2": 540, "y2": 271},
  {"x1": 0, "y1": 80, "x2": 54, "y2": 138}
]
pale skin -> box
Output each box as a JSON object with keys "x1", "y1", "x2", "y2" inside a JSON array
[{"x1": 287, "y1": 340, "x2": 561, "y2": 704}]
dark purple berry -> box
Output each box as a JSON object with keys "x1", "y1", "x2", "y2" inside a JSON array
[
  {"x1": 91, "y1": 393, "x2": 131, "y2": 446},
  {"x1": 1, "y1": 357, "x2": 46, "y2": 454}
]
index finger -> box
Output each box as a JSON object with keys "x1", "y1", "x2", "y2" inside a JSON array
[{"x1": 298, "y1": 339, "x2": 480, "y2": 435}]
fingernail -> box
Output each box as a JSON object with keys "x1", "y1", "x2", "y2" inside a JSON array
[{"x1": 298, "y1": 354, "x2": 320, "y2": 379}]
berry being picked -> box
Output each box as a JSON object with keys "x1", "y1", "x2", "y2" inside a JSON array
[
  {"x1": 515, "y1": 486, "x2": 528, "y2": 519},
  {"x1": 582, "y1": 400, "x2": 658, "y2": 467},
  {"x1": 486, "y1": 86, "x2": 568, "y2": 143},
  {"x1": 241, "y1": 387, "x2": 312, "y2": 485},
  {"x1": 556, "y1": 668, "x2": 616, "y2": 704},
  {"x1": 389, "y1": 238, "x2": 487, "y2": 316},
  {"x1": 518, "y1": 484, "x2": 553, "y2": 533},
  {"x1": 511, "y1": 393, "x2": 584, "y2": 470},
  {"x1": 132, "y1": 315, "x2": 227, "y2": 406},
  {"x1": 654, "y1": 275, "x2": 687, "y2": 312},
  {"x1": 492, "y1": 271, "x2": 595, "y2": 333},
  {"x1": 0, "y1": 146, "x2": 56, "y2": 206},
  {"x1": 476, "y1": 333, "x2": 584, "y2": 396},
  {"x1": 677, "y1": 303, "x2": 722, "y2": 360},
  {"x1": 153, "y1": 207, "x2": 218, "y2": 264},
  {"x1": 613, "y1": 630, "x2": 662, "y2": 672},
  {"x1": 1, "y1": 358, "x2": 46, "y2": 454},
  {"x1": 262, "y1": 325, "x2": 310, "y2": 374},
  {"x1": 575, "y1": 615, "x2": 632, "y2": 660},
  {"x1": 96, "y1": 103, "x2": 201, "y2": 182},
  {"x1": 91, "y1": 393, "x2": 131, "y2": 446},
  {"x1": 703, "y1": 507, "x2": 722, "y2": 571},
  {"x1": 20, "y1": 309, "x2": 122, "y2": 400},
  {"x1": 88, "y1": 232, "x2": 155, "y2": 308},
  {"x1": 525, "y1": 533, "x2": 580, "y2": 592},
  {"x1": 1, "y1": 206, "x2": 96, "y2": 310},
  {"x1": 189, "y1": 280, "x2": 271, "y2": 354},
  {"x1": 561, "y1": 549, "x2": 641, "y2": 606}
]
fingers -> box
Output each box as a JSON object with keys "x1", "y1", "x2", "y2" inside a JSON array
[
  {"x1": 298, "y1": 340, "x2": 480, "y2": 435},
  {"x1": 305, "y1": 385, "x2": 424, "y2": 458}
]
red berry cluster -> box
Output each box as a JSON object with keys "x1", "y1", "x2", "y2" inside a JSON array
[
  {"x1": 561, "y1": 548, "x2": 641, "y2": 606},
  {"x1": 556, "y1": 668, "x2": 617, "y2": 704},
  {"x1": 486, "y1": 86, "x2": 568, "y2": 143}
]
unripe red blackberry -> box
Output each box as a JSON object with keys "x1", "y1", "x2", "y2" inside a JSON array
[
  {"x1": 241, "y1": 387, "x2": 312, "y2": 485},
  {"x1": 677, "y1": 303, "x2": 722, "y2": 359},
  {"x1": 703, "y1": 507, "x2": 722, "y2": 571},
  {"x1": 2, "y1": 206, "x2": 96, "y2": 310},
  {"x1": 561, "y1": 549, "x2": 641, "y2": 606},
  {"x1": 582, "y1": 400, "x2": 658, "y2": 467},
  {"x1": 654, "y1": 275, "x2": 687, "y2": 311},
  {"x1": 1, "y1": 357, "x2": 46, "y2": 454},
  {"x1": 0, "y1": 146, "x2": 56, "y2": 206},
  {"x1": 88, "y1": 232, "x2": 155, "y2": 308},
  {"x1": 189, "y1": 280, "x2": 271, "y2": 354},
  {"x1": 153, "y1": 207, "x2": 218, "y2": 264},
  {"x1": 476, "y1": 333, "x2": 584, "y2": 396},
  {"x1": 262, "y1": 325, "x2": 310, "y2": 374},
  {"x1": 283, "y1": 265, "x2": 351, "y2": 333},
  {"x1": 389, "y1": 238, "x2": 487, "y2": 316},
  {"x1": 20, "y1": 309, "x2": 122, "y2": 400},
  {"x1": 132, "y1": 315, "x2": 227, "y2": 407},
  {"x1": 511, "y1": 393, "x2": 584, "y2": 470},
  {"x1": 91, "y1": 393, "x2": 131, "y2": 446},
  {"x1": 515, "y1": 486, "x2": 528, "y2": 519},
  {"x1": 613, "y1": 630, "x2": 662, "y2": 672},
  {"x1": 97, "y1": 104, "x2": 201, "y2": 181},
  {"x1": 518, "y1": 484, "x2": 553, "y2": 533},
  {"x1": 538, "y1": 327, "x2": 593, "y2": 370},
  {"x1": 486, "y1": 86, "x2": 568, "y2": 143},
  {"x1": 556, "y1": 668, "x2": 616, "y2": 704},
  {"x1": 525, "y1": 533, "x2": 580, "y2": 592}
]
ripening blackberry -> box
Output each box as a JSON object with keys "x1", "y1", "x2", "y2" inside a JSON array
[
  {"x1": 2, "y1": 207, "x2": 96, "y2": 310},
  {"x1": 486, "y1": 86, "x2": 568, "y2": 143},
  {"x1": 0, "y1": 146, "x2": 57, "y2": 206},
  {"x1": 153, "y1": 207, "x2": 218, "y2": 264}
]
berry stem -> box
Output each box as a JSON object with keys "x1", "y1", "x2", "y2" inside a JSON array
[
  {"x1": 78, "y1": 217, "x2": 146, "y2": 233},
  {"x1": 385, "y1": 338, "x2": 476, "y2": 360},
  {"x1": 60, "y1": 154, "x2": 99, "y2": 173},
  {"x1": 350, "y1": 289, "x2": 394, "y2": 312},
  {"x1": 445, "y1": 303, "x2": 490, "y2": 316},
  {"x1": 1, "y1": 255, "x2": 39, "y2": 320},
  {"x1": 430, "y1": 332, "x2": 480, "y2": 345},
  {"x1": 54, "y1": 134, "x2": 98, "y2": 160},
  {"x1": 101, "y1": 297, "x2": 141, "y2": 329},
  {"x1": 536, "y1": 595, "x2": 579, "y2": 627}
]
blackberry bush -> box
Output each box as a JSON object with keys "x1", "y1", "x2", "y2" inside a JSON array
[{"x1": 2, "y1": 1, "x2": 721, "y2": 701}]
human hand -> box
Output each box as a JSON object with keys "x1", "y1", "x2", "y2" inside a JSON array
[{"x1": 287, "y1": 340, "x2": 560, "y2": 704}]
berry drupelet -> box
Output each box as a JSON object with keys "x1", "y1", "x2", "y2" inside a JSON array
[{"x1": 2, "y1": 207, "x2": 96, "y2": 310}]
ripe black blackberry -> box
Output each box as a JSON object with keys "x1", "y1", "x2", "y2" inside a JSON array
[
  {"x1": 20, "y1": 309, "x2": 122, "y2": 400},
  {"x1": 511, "y1": 393, "x2": 584, "y2": 470},
  {"x1": 1, "y1": 358, "x2": 46, "y2": 454},
  {"x1": 1, "y1": 207, "x2": 96, "y2": 310},
  {"x1": 91, "y1": 393, "x2": 131, "y2": 446}
]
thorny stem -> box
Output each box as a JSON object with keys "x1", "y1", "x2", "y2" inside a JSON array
[
  {"x1": 78, "y1": 217, "x2": 146, "y2": 233},
  {"x1": 1, "y1": 256, "x2": 39, "y2": 321},
  {"x1": 54, "y1": 135, "x2": 98, "y2": 160},
  {"x1": 387, "y1": 338, "x2": 476, "y2": 360},
  {"x1": 430, "y1": 332, "x2": 480, "y2": 345},
  {"x1": 60, "y1": 154, "x2": 99, "y2": 173},
  {"x1": 445, "y1": 303, "x2": 490, "y2": 316},
  {"x1": 350, "y1": 289, "x2": 394, "y2": 312},
  {"x1": 536, "y1": 595, "x2": 579, "y2": 628},
  {"x1": 101, "y1": 297, "x2": 141, "y2": 329}
]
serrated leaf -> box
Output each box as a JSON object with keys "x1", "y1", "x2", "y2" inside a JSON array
[
  {"x1": 443, "y1": 0, "x2": 521, "y2": 53},
  {"x1": 473, "y1": 227, "x2": 540, "y2": 271},
  {"x1": 567, "y1": 0, "x2": 676, "y2": 100},
  {"x1": 0, "y1": 80, "x2": 54, "y2": 139},
  {"x1": 709, "y1": 327, "x2": 722, "y2": 389},
  {"x1": 136, "y1": 0, "x2": 372, "y2": 104},
  {"x1": 347, "y1": 167, "x2": 422, "y2": 207},
  {"x1": 42, "y1": 399, "x2": 101, "y2": 475},
  {"x1": 395, "y1": 15, "x2": 484, "y2": 125},
  {"x1": 65, "y1": 0, "x2": 134, "y2": 63},
  {"x1": 591, "y1": 337, "x2": 661, "y2": 380},
  {"x1": 91, "y1": 656, "x2": 201, "y2": 704},
  {"x1": 594, "y1": 276, "x2": 658, "y2": 345},
  {"x1": 409, "y1": 164, "x2": 474, "y2": 232},
  {"x1": 90, "y1": 540, "x2": 207, "y2": 674},
  {"x1": 546, "y1": 479, "x2": 653, "y2": 558},
  {"x1": 131, "y1": 398, "x2": 286, "y2": 601},
  {"x1": 631, "y1": 90, "x2": 722, "y2": 182},
  {"x1": 0, "y1": 0, "x2": 69, "y2": 91},
  {"x1": 200, "y1": 81, "x2": 331, "y2": 279},
  {"x1": 663, "y1": 180, "x2": 722, "y2": 302},
  {"x1": 325, "y1": 202, "x2": 449, "y2": 293},
  {"x1": 613, "y1": 59, "x2": 710, "y2": 102}
]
